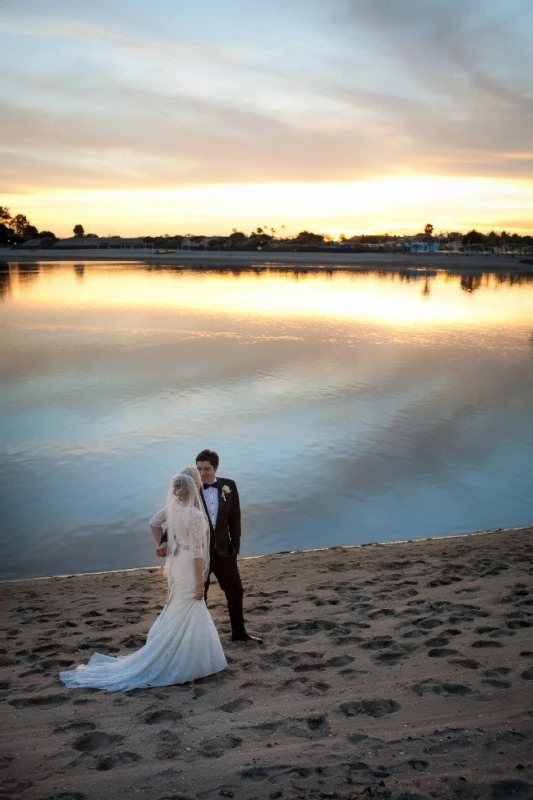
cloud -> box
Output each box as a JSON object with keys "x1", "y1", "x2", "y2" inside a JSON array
[{"x1": 0, "y1": 0, "x2": 532, "y2": 232}]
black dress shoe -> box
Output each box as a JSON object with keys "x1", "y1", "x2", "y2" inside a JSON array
[{"x1": 231, "y1": 633, "x2": 264, "y2": 644}]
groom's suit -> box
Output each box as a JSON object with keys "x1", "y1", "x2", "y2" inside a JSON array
[
  {"x1": 202, "y1": 477, "x2": 241, "y2": 557},
  {"x1": 201, "y1": 477, "x2": 246, "y2": 639}
]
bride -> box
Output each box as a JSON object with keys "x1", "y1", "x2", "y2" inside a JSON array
[{"x1": 60, "y1": 472, "x2": 227, "y2": 691}]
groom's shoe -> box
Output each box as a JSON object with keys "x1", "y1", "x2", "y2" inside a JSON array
[{"x1": 231, "y1": 633, "x2": 264, "y2": 644}]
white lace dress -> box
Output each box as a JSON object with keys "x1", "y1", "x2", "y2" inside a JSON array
[{"x1": 59, "y1": 506, "x2": 227, "y2": 691}]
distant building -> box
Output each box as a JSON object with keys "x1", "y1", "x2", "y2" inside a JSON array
[
  {"x1": 410, "y1": 242, "x2": 440, "y2": 254},
  {"x1": 53, "y1": 236, "x2": 153, "y2": 250}
]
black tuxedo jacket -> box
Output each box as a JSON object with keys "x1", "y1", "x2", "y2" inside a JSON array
[{"x1": 202, "y1": 477, "x2": 241, "y2": 558}]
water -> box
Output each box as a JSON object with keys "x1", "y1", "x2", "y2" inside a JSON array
[{"x1": 1, "y1": 261, "x2": 532, "y2": 580}]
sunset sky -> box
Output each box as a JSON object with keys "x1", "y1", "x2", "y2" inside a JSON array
[{"x1": 1, "y1": 0, "x2": 532, "y2": 238}]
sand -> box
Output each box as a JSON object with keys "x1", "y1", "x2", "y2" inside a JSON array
[
  {"x1": 1, "y1": 528, "x2": 532, "y2": 800},
  {"x1": 2, "y1": 248, "x2": 532, "y2": 273}
]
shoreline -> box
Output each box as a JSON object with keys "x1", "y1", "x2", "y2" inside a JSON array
[
  {"x1": 2, "y1": 523, "x2": 530, "y2": 585},
  {"x1": 1, "y1": 526, "x2": 532, "y2": 799},
  {"x1": 2, "y1": 247, "x2": 532, "y2": 273}
]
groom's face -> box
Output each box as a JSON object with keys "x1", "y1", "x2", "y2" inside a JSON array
[{"x1": 196, "y1": 460, "x2": 217, "y2": 484}]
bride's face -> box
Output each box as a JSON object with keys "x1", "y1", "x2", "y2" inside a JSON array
[{"x1": 197, "y1": 460, "x2": 217, "y2": 484}]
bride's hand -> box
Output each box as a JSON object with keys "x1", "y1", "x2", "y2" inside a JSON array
[
  {"x1": 195, "y1": 584, "x2": 205, "y2": 601},
  {"x1": 156, "y1": 543, "x2": 168, "y2": 558}
]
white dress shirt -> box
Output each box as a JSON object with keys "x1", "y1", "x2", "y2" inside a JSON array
[{"x1": 202, "y1": 482, "x2": 219, "y2": 528}]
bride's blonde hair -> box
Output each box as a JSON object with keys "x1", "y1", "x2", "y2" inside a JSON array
[{"x1": 179, "y1": 465, "x2": 201, "y2": 489}]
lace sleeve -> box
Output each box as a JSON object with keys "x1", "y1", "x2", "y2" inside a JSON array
[
  {"x1": 150, "y1": 508, "x2": 167, "y2": 527},
  {"x1": 189, "y1": 509, "x2": 207, "y2": 559}
]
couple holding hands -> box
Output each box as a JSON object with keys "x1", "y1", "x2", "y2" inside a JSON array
[{"x1": 60, "y1": 449, "x2": 261, "y2": 692}]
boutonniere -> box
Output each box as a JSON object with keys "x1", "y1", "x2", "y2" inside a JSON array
[{"x1": 221, "y1": 485, "x2": 231, "y2": 501}]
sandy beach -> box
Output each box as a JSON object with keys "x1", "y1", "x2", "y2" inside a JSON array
[
  {"x1": 1, "y1": 528, "x2": 532, "y2": 800},
  {"x1": 2, "y1": 248, "x2": 532, "y2": 273}
]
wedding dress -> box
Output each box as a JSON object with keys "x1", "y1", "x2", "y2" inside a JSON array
[{"x1": 60, "y1": 478, "x2": 227, "y2": 692}]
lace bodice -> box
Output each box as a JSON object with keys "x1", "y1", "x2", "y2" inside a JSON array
[
  {"x1": 155, "y1": 504, "x2": 206, "y2": 560},
  {"x1": 150, "y1": 508, "x2": 167, "y2": 528},
  {"x1": 179, "y1": 506, "x2": 207, "y2": 559}
]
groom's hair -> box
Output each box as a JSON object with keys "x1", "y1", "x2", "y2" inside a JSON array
[{"x1": 196, "y1": 448, "x2": 219, "y2": 469}]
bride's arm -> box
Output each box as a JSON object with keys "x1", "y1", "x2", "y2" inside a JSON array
[
  {"x1": 149, "y1": 508, "x2": 167, "y2": 544},
  {"x1": 191, "y1": 511, "x2": 207, "y2": 601},
  {"x1": 193, "y1": 558, "x2": 205, "y2": 601}
]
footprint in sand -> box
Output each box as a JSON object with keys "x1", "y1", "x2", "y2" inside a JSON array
[
  {"x1": 198, "y1": 733, "x2": 242, "y2": 758},
  {"x1": 8, "y1": 694, "x2": 69, "y2": 708},
  {"x1": 484, "y1": 731, "x2": 528, "y2": 749},
  {"x1": 339, "y1": 699, "x2": 401, "y2": 718},
  {"x1": 138, "y1": 709, "x2": 183, "y2": 724},
  {"x1": 40, "y1": 657, "x2": 76, "y2": 671},
  {"x1": 31, "y1": 642, "x2": 61, "y2": 654},
  {"x1": 449, "y1": 658, "x2": 481, "y2": 670},
  {"x1": 482, "y1": 678, "x2": 511, "y2": 689},
  {"x1": 424, "y1": 735, "x2": 472, "y2": 755},
  {"x1": 94, "y1": 751, "x2": 141, "y2": 771},
  {"x1": 425, "y1": 636, "x2": 450, "y2": 647},
  {"x1": 427, "y1": 647, "x2": 459, "y2": 657},
  {"x1": 471, "y1": 640, "x2": 504, "y2": 649},
  {"x1": 491, "y1": 780, "x2": 533, "y2": 799},
  {"x1": 507, "y1": 619, "x2": 532, "y2": 630},
  {"x1": 0, "y1": 655, "x2": 19, "y2": 666},
  {"x1": 485, "y1": 667, "x2": 512, "y2": 676},
  {"x1": 220, "y1": 697, "x2": 253, "y2": 713},
  {"x1": 54, "y1": 721, "x2": 96, "y2": 734},
  {"x1": 361, "y1": 636, "x2": 394, "y2": 650},
  {"x1": 374, "y1": 650, "x2": 408, "y2": 665},
  {"x1": 121, "y1": 633, "x2": 147, "y2": 648},
  {"x1": 411, "y1": 679, "x2": 470, "y2": 696},
  {"x1": 408, "y1": 758, "x2": 430, "y2": 771},
  {"x1": 73, "y1": 731, "x2": 125, "y2": 752}
]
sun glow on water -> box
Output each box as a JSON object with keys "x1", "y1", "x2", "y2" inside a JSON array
[{"x1": 6, "y1": 266, "x2": 533, "y2": 328}]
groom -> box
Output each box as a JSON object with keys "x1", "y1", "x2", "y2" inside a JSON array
[{"x1": 195, "y1": 449, "x2": 262, "y2": 644}]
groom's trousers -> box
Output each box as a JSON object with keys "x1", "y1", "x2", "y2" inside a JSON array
[{"x1": 204, "y1": 552, "x2": 246, "y2": 639}]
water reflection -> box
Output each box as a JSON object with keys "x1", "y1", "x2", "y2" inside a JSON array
[{"x1": 0, "y1": 262, "x2": 532, "y2": 580}]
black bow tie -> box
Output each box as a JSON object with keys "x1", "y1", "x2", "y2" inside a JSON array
[{"x1": 203, "y1": 481, "x2": 218, "y2": 491}]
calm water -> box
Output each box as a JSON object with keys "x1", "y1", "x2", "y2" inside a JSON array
[{"x1": 1, "y1": 261, "x2": 532, "y2": 580}]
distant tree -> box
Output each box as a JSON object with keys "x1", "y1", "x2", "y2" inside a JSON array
[
  {"x1": 294, "y1": 230, "x2": 325, "y2": 245},
  {"x1": 462, "y1": 229, "x2": 486, "y2": 246},
  {"x1": 486, "y1": 231, "x2": 501, "y2": 248},
  {"x1": 22, "y1": 224, "x2": 39, "y2": 240},
  {"x1": 73, "y1": 224, "x2": 85, "y2": 237},
  {"x1": 11, "y1": 214, "x2": 30, "y2": 237},
  {"x1": 39, "y1": 230, "x2": 57, "y2": 240},
  {"x1": 424, "y1": 223, "x2": 434, "y2": 238},
  {"x1": 228, "y1": 231, "x2": 247, "y2": 248},
  {"x1": 0, "y1": 207, "x2": 11, "y2": 224},
  {"x1": 0, "y1": 223, "x2": 14, "y2": 246},
  {"x1": 85, "y1": 233, "x2": 98, "y2": 238}
]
